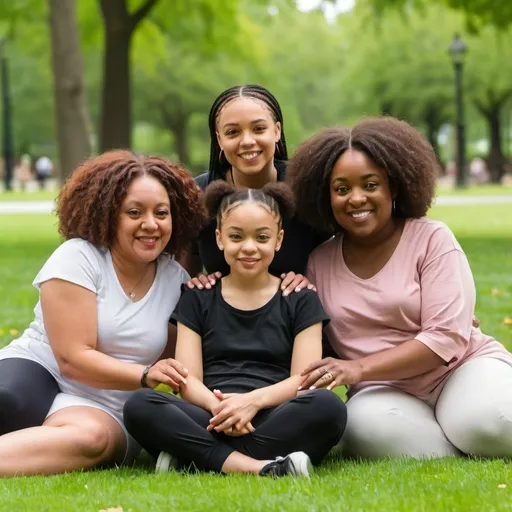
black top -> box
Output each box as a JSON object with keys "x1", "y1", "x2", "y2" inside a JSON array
[
  {"x1": 193, "y1": 161, "x2": 331, "y2": 276},
  {"x1": 174, "y1": 283, "x2": 329, "y2": 394}
]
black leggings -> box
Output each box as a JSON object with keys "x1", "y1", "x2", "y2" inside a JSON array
[
  {"x1": 0, "y1": 358, "x2": 60, "y2": 435},
  {"x1": 124, "y1": 388, "x2": 347, "y2": 472}
]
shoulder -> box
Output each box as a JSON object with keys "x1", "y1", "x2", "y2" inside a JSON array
[
  {"x1": 157, "y1": 255, "x2": 191, "y2": 284},
  {"x1": 195, "y1": 171, "x2": 213, "y2": 190},
  {"x1": 405, "y1": 218, "x2": 463, "y2": 254},
  {"x1": 308, "y1": 235, "x2": 339, "y2": 266},
  {"x1": 50, "y1": 238, "x2": 105, "y2": 267},
  {"x1": 178, "y1": 284, "x2": 216, "y2": 307},
  {"x1": 283, "y1": 288, "x2": 321, "y2": 307}
]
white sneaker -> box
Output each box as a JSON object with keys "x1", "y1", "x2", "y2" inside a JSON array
[
  {"x1": 259, "y1": 451, "x2": 313, "y2": 478},
  {"x1": 155, "y1": 451, "x2": 179, "y2": 473}
]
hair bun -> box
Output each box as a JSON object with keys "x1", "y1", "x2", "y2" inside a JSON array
[
  {"x1": 204, "y1": 180, "x2": 236, "y2": 219},
  {"x1": 261, "y1": 182, "x2": 296, "y2": 220}
]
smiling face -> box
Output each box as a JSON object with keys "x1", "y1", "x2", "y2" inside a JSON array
[
  {"x1": 215, "y1": 201, "x2": 283, "y2": 276},
  {"x1": 216, "y1": 97, "x2": 281, "y2": 177},
  {"x1": 330, "y1": 149, "x2": 395, "y2": 240},
  {"x1": 111, "y1": 175, "x2": 172, "y2": 264}
]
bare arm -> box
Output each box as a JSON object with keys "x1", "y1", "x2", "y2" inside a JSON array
[
  {"x1": 42, "y1": 279, "x2": 186, "y2": 391},
  {"x1": 175, "y1": 322, "x2": 219, "y2": 412}
]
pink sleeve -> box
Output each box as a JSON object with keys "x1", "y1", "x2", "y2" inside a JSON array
[
  {"x1": 306, "y1": 254, "x2": 317, "y2": 287},
  {"x1": 414, "y1": 227, "x2": 475, "y2": 363}
]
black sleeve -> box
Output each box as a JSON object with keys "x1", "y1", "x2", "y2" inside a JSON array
[
  {"x1": 291, "y1": 289, "x2": 330, "y2": 337},
  {"x1": 173, "y1": 286, "x2": 206, "y2": 337},
  {"x1": 194, "y1": 171, "x2": 210, "y2": 191}
]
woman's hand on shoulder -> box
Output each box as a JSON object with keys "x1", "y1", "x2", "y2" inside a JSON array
[
  {"x1": 145, "y1": 358, "x2": 188, "y2": 392},
  {"x1": 298, "y1": 357, "x2": 363, "y2": 391},
  {"x1": 280, "y1": 272, "x2": 316, "y2": 296},
  {"x1": 185, "y1": 271, "x2": 222, "y2": 290}
]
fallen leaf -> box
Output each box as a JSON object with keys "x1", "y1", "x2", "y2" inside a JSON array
[
  {"x1": 491, "y1": 288, "x2": 502, "y2": 296},
  {"x1": 497, "y1": 484, "x2": 507, "y2": 489},
  {"x1": 9, "y1": 329, "x2": 18, "y2": 336},
  {"x1": 98, "y1": 507, "x2": 123, "y2": 512},
  {"x1": 504, "y1": 318, "x2": 512, "y2": 326}
]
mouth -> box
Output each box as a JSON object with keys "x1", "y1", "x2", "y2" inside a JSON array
[
  {"x1": 238, "y1": 258, "x2": 260, "y2": 267},
  {"x1": 348, "y1": 210, "x2": 373, "y2": 221},
  {"x1": 238, "y1": 151, "x2": 262, "y2": 161},
  {"x1": 136, "y1": 236, "x2": 159, "y2": 247}
]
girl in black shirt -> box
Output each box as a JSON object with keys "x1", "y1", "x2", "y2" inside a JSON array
[
  {"x1": 124, "y1": 182, "x2": 347, "y2": 478},
  {"x1": 180, "y1": 84, "x2": 330, "y2": 296}
]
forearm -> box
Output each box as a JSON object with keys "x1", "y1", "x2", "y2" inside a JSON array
[
  {"x1": 180, "y1": 375, "x2": 219, "y2": 412},
  {"x1": 359, "y1": 339, "x2": 445, "y2": 382},
  {"x1": 249, "y1": 375, "x2": 303, "y2": 410},
  {"x1": 57, "y1": 348, "x2": 146, "y2": 390}
]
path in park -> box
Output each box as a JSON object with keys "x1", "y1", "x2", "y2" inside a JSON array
[{"x1": 2, "y1": 195, "x2": 512, "y2": 214}]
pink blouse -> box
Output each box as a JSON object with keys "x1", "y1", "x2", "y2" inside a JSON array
[{"x1": 307, "y1": 217, "x2": 511, "y2": 403}]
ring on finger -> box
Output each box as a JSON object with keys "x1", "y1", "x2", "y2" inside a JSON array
[
  {"x1": 318, "y1": 368, "x2": 328, "y2": 375},
  {"x1": 325, "y1": 372, "x2": 333, "y2": 380}
]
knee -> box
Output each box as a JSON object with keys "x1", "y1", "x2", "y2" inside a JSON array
[
  {"x1": 440, "y1": 405, "x2": 512, "y2": 457},
  {"x1": 0, "y1": 388, "x2": 24, "y2": 432},
  {"x1": 303, "y1": 389, "x2": 347, "y2": 430},
  {"x1": 123, "y1": 389, "x2": 154, "y2": 428},
  {"x1": 76, "y1": 421, "x2": 112, "y2": 459}
]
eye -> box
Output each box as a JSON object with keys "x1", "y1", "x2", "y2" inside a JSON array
[
  {"x1": 365, "y1": 182, "x2": 379, "y2": 190},
  {"x1": 228, "y1": 233, "x2": 242, "y2": 240},
  {"x1": 254, "y1": 125, "x2": 267, "y2": 133},
  {"x1": 127, "y1": 209, "x2": 141, "y2": 216},
  {"x1": 335, "y1": 186, "x2": 349, "y2": 195},
  {"x1": 257, "y1": 234, "x2": 270, "y2": 242},
  {"x1": 225, "y1": 129, "x2": 239, "y2": 137},
  {"x1": 156, "y1": 210, "x2": 169, "y2": 218}
]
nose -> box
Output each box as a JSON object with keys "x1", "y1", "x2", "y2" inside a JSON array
[
  {"x1": 241, "y1": 238, "x2": 257, "y2": 253},
  {"x1": 349, "y1": 187, "x2": 367, "y2": 207},
  {"x1": 240, "y1": 130, "x2": 255, "y2": 146},
  {"x1": 142, "y1": 214, "x2": 158, "y2": 231}
]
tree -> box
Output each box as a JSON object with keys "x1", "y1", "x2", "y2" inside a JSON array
[
  {"x1": 48, "y1": 0, "x2": 92, "y2": 182},
  {"x1": 363, "y1": 0, "x2": 512, "y2": 29}
]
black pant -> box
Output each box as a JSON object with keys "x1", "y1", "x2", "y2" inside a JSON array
[
  {"x1": 124, "y1": 388, "x2": 347, "y2": 473},
  {"x1": 0, "y1": 358, "x2": 60, "y2": 435}
]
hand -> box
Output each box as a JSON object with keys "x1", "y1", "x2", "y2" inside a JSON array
[
  {"x1": 280, "y1": 272, "x2": 316, "y2": 297},
  {"x1": 186, "y1": 271, "x2": 222, "y2": 290},
  {"x1": 145, "y1": 358, "x2": 188, "y2": 392},
  {"x1": 298, "y1": 357, "x2": 363, "y2": 391},
  {"x1": 207, "y1": 390, "x2": 259, "y2": 433},
  {"x1": 223, "y1": 422, "x2": 255, "y2": 437},
  {"x1": 472, "y1": 315, "x2": 480, "y2": 328}
]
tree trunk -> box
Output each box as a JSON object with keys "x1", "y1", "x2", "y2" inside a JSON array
[
  {"x1": 163, "y1": 108, "x2": 191, "y2": 167},
  {"x1": 48, "y1": 0, "x2": 91, "y2": 183},
  {"x1": 99, "y1": 0, "x2": 159, "y2": 152},
  {"x1": 486, "y1": 107, "x2": 505, "y2": 183}
]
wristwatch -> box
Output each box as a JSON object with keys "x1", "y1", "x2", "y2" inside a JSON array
[{"x1": 140, "y1": 366, "x2": 151, "y2": 388}]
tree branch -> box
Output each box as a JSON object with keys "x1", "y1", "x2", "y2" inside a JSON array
[{"x1": 131, "y1": 0, "x2": 159, "y2": 28}]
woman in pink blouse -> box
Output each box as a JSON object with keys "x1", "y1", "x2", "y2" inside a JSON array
[{"x1": 286, "y1": 117, "x2": 512, "y2": 459}]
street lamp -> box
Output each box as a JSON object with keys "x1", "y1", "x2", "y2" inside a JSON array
[{"x1": 448, "y1": 33, "x2": 467, "y2": 189}]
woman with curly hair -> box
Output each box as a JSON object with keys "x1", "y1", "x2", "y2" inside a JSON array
[
  {"x1": 181, "y1": 84, "x2": 330, "y2": 296},
  {"x1": 287, "y1": 117, "x2": 512, "y2": 459},
  {"x1": 124, "y1": 182, "x2": 346, "y2": 477},
  {"x1": 0, "y1": 150, "x2": 205, "y2": 476}
]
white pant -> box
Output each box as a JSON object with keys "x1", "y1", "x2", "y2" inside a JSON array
[{"x1": 342, "y1": 358, "x2": 512, "y2": 459}]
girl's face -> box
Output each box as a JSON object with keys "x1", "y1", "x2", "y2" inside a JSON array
[
  {"x1": 112, "y1": 175, "x2": 172, "y2": 264},
  {"x1": 215, "y1": 201, "x2": 283, "y2": 276},
  {"x1": 329, "y1": 149, "x2": 394, "y2": 241},
  {"x1": 216, "y1": 97, "x2": 281, "y2": 176}
]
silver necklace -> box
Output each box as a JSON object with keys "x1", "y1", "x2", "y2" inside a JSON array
[{"x1": 113, "y1": 259, "x2": 152, "y2": 301}]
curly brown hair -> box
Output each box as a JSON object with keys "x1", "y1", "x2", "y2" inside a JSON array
[
  {"x1": 57, "y1": 150, "x2": 205, "y2": 258},
  {"x1": 286, "y1": 117, "x2": 440, "y2": 234}
]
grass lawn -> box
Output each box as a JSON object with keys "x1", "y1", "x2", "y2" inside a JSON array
[
  {"x1": 0, "y1": 190, "x2": 57, "y2": 202},
  {"x1": 0, "y1": 205, "x2": 511, "y2": 512},
  {"x1": 435, "y1": 184, "x2": 512, "y2": 196}
]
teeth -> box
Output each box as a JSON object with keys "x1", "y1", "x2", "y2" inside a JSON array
[
  {"x1": 351, "y1": 211, "x2": 371, "y2": 219},
  {"x1": 139, "y1": 237, "x2": 157, "y2": 242},
  {"x1": 240, "y1": 152, "x2": 260, "y2": 160}
]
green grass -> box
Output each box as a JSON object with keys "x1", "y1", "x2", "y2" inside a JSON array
[
  {"x1": 0, "y1": 190, "x2": 57, "y2": 202},
  {"x1": 0, "y1": 206, "x2": 511, "y2": 511},
  {"x1": 435, "y1": 184, "x2": 512, "y2": 196}
]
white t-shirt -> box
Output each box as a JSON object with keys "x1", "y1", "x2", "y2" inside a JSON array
[{"x1": 0, "y1": 238, "x2": 189, "y2": 418}]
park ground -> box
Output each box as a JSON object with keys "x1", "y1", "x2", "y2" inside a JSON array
[{"x1": 0, "y1": 189, "x2": 511, "y2": 511}]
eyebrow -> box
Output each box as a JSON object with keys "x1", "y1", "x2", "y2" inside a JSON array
[
  {"x1": 125, "y1": 200, "x2": 170, "y2": 207},
  {"x1": 222, "y1": 119, "x2": 268, "y2": 128},
  {"x1": 332, "y1": 173, "x2": 379, "y2": 184},
  {"x1": 227, "y1": 226, "x2": 272, "y2": 231}
]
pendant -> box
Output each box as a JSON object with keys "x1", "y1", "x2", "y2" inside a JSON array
[{"x1": 129, "y1": 292, "x2": 136, "y2": 300}]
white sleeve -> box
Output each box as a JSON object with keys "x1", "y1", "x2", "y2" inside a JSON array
[{"x1": 33, "y1": 239, "x2": 102, "y2": 293}]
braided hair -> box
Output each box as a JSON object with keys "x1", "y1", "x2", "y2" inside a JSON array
[{"x1": 208, "y1": 85, "x2": 288, "y2": 180}]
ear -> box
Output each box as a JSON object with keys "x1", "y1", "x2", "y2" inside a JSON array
[
  {"x1": 215, "y1": 228, "x2": 224, "y2": 251},
  {"x1": 275, "y1": 229, "x2": 284, "y2": 252},
  {"x1": 274, "y1": 122, "x2": 282, "y2": 144},
  {"x1": 216, "y1": 131, "x2": 222, "y2": 149}
]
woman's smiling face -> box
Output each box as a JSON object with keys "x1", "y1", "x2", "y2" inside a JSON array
[{"x1": 330, "y1": 149, "x2": 394, "y2": 240}]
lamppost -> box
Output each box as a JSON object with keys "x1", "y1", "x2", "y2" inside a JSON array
[
  {"x1": 0, "y1": 38, "x2": 13, "y2": 192},
  {"x1": 448, "y1": 33, "x2": 467, "y2": 189}
]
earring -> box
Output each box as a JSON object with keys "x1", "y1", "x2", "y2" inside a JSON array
[
  {"x1": 275, "y1": 141, "x2": 279, "y2": 152},
  {"x1": 219, "y1": 149, "x2": 224, "y2": 163},
  {"x1": 392, "y1": 200, "x2": 396, "y2": 212}
]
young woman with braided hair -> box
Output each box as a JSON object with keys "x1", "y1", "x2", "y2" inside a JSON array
[
  {"x1": 124, "y1": 182, "x2": 347, "y2": 477},
  {"x1": 179, "y1": 84, "x2": 330, "y2": 297}
]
